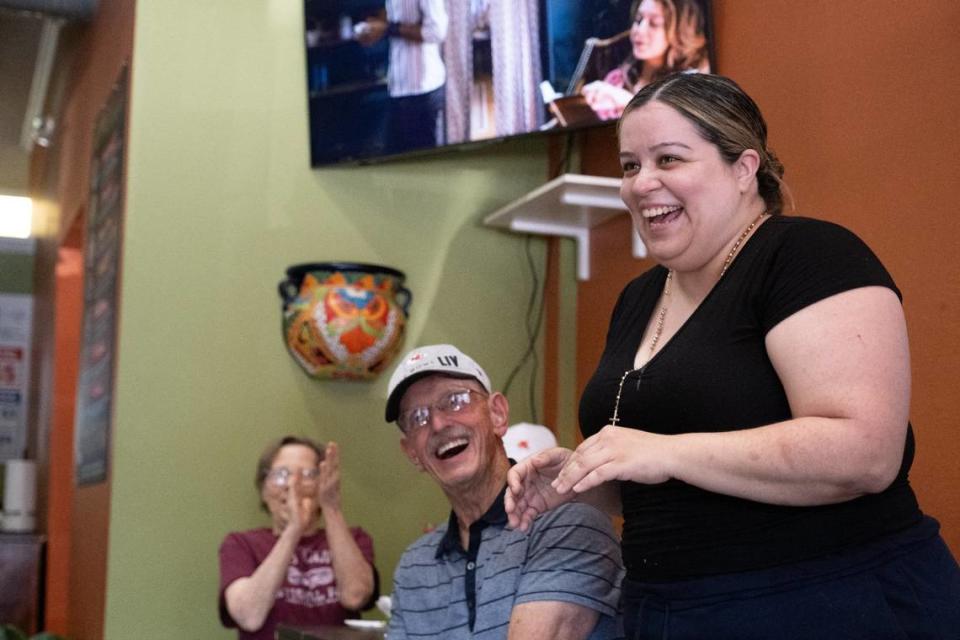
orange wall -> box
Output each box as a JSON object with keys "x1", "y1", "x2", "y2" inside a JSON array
[
  {"x1": 575, "y1": 0, "x2": 960, "y2": 554},
  {"x1": 45, "y1": 242, "x2": 81, "y2": 634},
  {"x1": 37, "y1": 0, "x2": 136, "y2": 637}
]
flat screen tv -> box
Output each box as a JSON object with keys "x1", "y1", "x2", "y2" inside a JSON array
[{"x1": 304, "y1": 0, "x2": 715, "y2": 167}]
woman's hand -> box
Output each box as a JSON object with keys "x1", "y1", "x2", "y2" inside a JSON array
[
  {"x1": 581, "y1": 80, "x2": 634, "y2": 120},
  {"x1": 554, "y1": 426, "x2": 673, "y2": 495},
  {"x1": 316, "y1": 442, "x2": 342, "y2": 513},
  {"x1": 505, "y1": 447, "x2": 576, "y2": 532},
  {"x1": 281, "y1": 472, "x2": 318, "y2": 538}
]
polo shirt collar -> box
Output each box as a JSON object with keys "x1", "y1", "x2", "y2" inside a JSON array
[{"x1": 435, "y1": 465, "x2": 514, "y2": 559}]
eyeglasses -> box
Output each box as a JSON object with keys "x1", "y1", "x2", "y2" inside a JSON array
[
  {"x1": 397, "y1": 389, "x2": 487, "y2": 435},
  {"x1": 266, "y1": 466, "x2": 320, "y2": 488}
]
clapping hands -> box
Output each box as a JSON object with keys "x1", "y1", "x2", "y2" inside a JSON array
[
  {"x1": 316, "y1": 441, "x2": 342, "y2": 512},
  {"x1": 281, "y1": 472, "x2": 318, "y2": 537},
  {"x1": 277, "y1": 441, "x2": 344, "y2": 536}
]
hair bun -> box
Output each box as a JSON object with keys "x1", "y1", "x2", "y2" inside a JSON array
[{"x1": 766, "y1": 148, "x2": 785, "y2": 179}]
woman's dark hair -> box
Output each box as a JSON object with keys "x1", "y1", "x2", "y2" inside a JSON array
[
  {"x1": 623, "y1": 0, "x2": 709, "y2": 89},
  {"x1": 255, "y1": 435, "x2": 325, "y2": 512},
  {"x1": 620, "y1": 72, "x2": 789, "y2": 215}
]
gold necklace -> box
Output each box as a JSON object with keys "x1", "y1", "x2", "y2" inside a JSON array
[
  {"x1": 647, "y1": 270, "x2": 673, "y2": 357},
  {"x1": 610, "y1": 270, "x2": 672, "y2": 426},
  {"x1": 719, "y1": 212, "x2": 766, "y2": 278},
  {"x1": 608, "y1": 212, "x2": 767, "y2": 427}
]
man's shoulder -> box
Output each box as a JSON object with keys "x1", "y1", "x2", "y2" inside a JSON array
[
  {"x1": 522, "y1": 502, "x2": 620, "y2": 562},
  {"x1": 395, "y1": 525, "x2": 448, "y2": 568},
  {"x1": 535, "y1": 501, "x2": 616, "y2": 532},
  {"x1": 511, "y1": 505, "x2": 624, "y2": 627}
]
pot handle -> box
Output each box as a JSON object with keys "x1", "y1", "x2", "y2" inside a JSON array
[
  {"x1": 396, "y1": 285, "x2": 413, "y2": 316},
  {"x1": 278, "y1": 278, "x2": 300, "y2": 306}
]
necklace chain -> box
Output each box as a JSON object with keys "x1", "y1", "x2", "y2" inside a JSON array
[
  {"x1": 719, "y1": 212, "x2": 766, "y2": 278},
  {"x1": 608, "y1": 212, "x2": 767, "y2": 427},
  {"x1": 647, "y1": 270, "x2": 673, "y2": 356}
]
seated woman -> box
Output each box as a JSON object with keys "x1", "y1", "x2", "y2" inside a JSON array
[
  {"x1": 219, "y1": 436, "x2": 378, "y2": 640},
  {"x1": 582, "y1": 0, "x2": 709, "y2": 120}
]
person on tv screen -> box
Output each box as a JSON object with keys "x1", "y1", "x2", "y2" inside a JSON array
[
  {"x1": 218, "y1": 437, "x2": 378, "y2": 640},
  {"x1": 582, "y1": 0, "x2": 709, "y2": 120},
  {"x1": 357, "y1": 0, "x2": 449, "y2": 154},
  {"x1": 507, "y1": 73, "x2": 960, "y2": 638}
]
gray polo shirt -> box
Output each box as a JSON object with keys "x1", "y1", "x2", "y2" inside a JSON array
[{"x1": 387, "y1": 488, "x2": 623, "y2": 639}]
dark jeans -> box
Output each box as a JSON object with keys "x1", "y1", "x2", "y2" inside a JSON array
[
  {"x1": 621, "y1": 516, "x2": 960, "y2": 639},
  {"x1": 388, "y1": 85, "x2": 445, "y2": 155}
]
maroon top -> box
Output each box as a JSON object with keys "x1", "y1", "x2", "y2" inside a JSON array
[{"x1": 219, "y1": 527, "x2": 376, "y2": 640}]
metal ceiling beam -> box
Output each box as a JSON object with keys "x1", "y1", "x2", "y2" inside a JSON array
[{"x1": 19, "y1": 16, "x2": 62, "y2": 151}]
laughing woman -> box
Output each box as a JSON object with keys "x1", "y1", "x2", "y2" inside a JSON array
[{"x1": 507, "y1": 73, "x2": 960, "y2": 639}]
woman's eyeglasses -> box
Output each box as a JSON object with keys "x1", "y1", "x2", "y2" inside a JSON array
[
  {"x1": 397, "y1": 389, "x2": 487, "y2": 435},
  {"x1": 266, "y1": 466, "x2": 320, "y2": 488}
]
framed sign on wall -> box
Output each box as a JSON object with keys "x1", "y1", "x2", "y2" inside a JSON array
[{"x1": 74, "y1": 67, "x2": 127, "y2": 486}]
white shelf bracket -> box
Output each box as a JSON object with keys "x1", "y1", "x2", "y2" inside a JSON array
[
  {"x1": 483, "y1": 173, "x2": 647, "y2": 281},
  {"x1": 509, "y1": 218, "x2": 593, "y2": 281}
]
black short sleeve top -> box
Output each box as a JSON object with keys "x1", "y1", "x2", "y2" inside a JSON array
[{"x1": 579, "y1": 216, "x2": 921, "y2": 581}]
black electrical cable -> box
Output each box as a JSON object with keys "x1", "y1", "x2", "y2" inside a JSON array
[
  {"x1": 501, "y1": 234, "x2": 546, "y2": 422},
  {"x1": 502, "y1": 131, "x2": 575, "y2": 421},
  {"x1": 550, "y1": 131, "x2": 576, "y2": 177}
]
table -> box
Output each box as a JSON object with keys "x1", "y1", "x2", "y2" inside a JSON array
[
  {"x1": 276, "y1": 623, "x2": 386, "y2": 640},
  {"x1": 0, "y1": 533, "x2": 46, "y2": 633}
]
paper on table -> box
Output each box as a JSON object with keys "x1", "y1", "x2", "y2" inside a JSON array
[{"x1": 345, "y1": 620, "x2": 387, "y2": 630}]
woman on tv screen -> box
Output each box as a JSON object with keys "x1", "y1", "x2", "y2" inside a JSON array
[{"x1": 582, "y1": 0, "x2": 710, "y2": 120}]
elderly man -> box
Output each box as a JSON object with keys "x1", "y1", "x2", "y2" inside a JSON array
[{"x1": 383, "y1": 344, "x2": 622, "y2": 639}]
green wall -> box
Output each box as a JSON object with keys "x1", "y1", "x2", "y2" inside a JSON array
[
  {"x1": 0, "y1": 238, "x2": 35, "y2": 294},
  {"x1": 104, "y1": 2, "x2": 576, "y2": 638}
]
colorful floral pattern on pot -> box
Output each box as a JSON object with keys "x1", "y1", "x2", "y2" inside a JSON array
[{"x1": 279, "y1": 263, "x2": 412, "y2": 380}]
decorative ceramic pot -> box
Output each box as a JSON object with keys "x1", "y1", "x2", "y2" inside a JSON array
[{"x1": 278, "y1": 262, "x2": 412, "y2": 380}]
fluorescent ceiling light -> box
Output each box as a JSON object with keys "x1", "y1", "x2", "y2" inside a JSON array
[{"x1": 0, "y1": 196, "x2": 33, "y2": 238}]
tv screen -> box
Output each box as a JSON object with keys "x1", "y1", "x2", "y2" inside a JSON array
[{"x1": 304, "y1": 0, "x2": 714, "y2": 167}]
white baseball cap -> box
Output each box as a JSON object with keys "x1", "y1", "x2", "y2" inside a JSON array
[
  {"x1": 385, "y1": 344, "x2": 492, "y2": 422},
  {"x1": 502, "y1": 422, "x2": 558, "y2": 461}
]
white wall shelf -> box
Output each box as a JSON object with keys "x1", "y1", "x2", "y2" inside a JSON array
[{"x1": 483, "y1": 173, "x2": 645, "y2": 281}]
